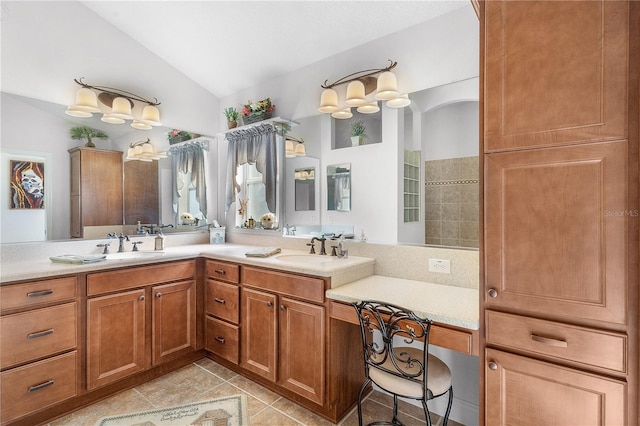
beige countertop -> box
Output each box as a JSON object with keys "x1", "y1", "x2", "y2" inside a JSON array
[
  {"x1": 326, "y1": 275, "x2": 479, "y2": 330},
  {"x1": 0, "y1": 243, "x2": 375, "y2": 286}
]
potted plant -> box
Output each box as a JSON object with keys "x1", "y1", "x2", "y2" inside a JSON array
[
  {"x1": 69, "y1": 125, "x2": 109, "y2": 148},
  {"x1": 241, "y1": 98, "x2": 276, "y2": 125},
  {"x1": 224, "y1": 107, "x2": 239, "y2": 129},
  {"x1": 350, "y1": 120, "x2": 367, "y2": 146},
  {"x1": 168, "y1": 129, "x2": 193, "y2": 144}
]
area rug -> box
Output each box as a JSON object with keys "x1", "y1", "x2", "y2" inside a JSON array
[{"x1": 95, "y1": 394, "x2": 249, "y2": 426}]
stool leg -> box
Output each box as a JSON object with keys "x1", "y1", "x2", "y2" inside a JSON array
[
  {"x1": 442, "y1": 386, "x2": 453, "y2": 426},
  {"x1": 357, "y1": 379, "x2": 371, "y2": 426}
]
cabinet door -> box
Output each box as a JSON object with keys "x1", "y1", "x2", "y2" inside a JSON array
[
  {"x1": 278, "y1": 297, "x2": 325, "y2": 405},
  {"x1": 87, "y1": 289, "x2": 146, "y2": 390},
  {"x1": 79, "y1": 149, "x2": 123, "y2": 227},
  {"x1": 241, "y1": 287, "x2": 277, "y2": 381},
  {"x1": 485, "y1": 349, "x2": 626, "y2": 426},
  {"x1": 485, "y1": 141, "x2": 628, "y2": 324},
  {"x1": 152, "y1": 280, "x2": 196, "y2": 365},
  {"x1": 484, "y1": 0, "x2": 628, "y2": 151}
]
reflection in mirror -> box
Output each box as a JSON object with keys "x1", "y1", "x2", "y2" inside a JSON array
[
  {"x1": 332, "y1": 111, "x2": 382, "y2": 149},
  {"x1": 327, "y1": 163, "x2": 351, "y2": 211},
  {"x1": 294, "y1": 167, "x2": 315, "y2": 211}
]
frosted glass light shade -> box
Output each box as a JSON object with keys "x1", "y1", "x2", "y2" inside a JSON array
[
  {"x1": 345, "y1": 81, "x2": 367, "y2": 107},
  {"x1": 375, "y1": 71, "x2": 399, "y2": 100},
  {"x1": 294, "y1": 143, "x2": 306, "y2": 156},
  {"x1": 101, "y1": 114, "x2": 125, "y2": 124},
  {"x1": 285, "y1": 139, "x2": 295, "y2": 158},
  {"x1": 131, "y1": 120, "x2": 152, "y2": 130},
  {"x1": 386, "y1": 94, "x2": 411, "y2": 108},
  {"x1": 68, "y1": 88, "x2": 100, "y2": 113},
  {"x1": 331, "y1": 107, "x2": 353, "y2": 119},
  {"x1": 65, "y1": 106, "x2": 93, "y2": 117},
  {"x1": 141, "y1": 105, "x2": 161, "y2": 126},
  {"x1": 318, "y1": 89, "x2": 339, "y2": 113},
  {"x1": 357, "y1": 101, "x2": 380, "y2": 114},
  {"x1": 110, "y1": 97, "x2": 133, "y2": 119}
]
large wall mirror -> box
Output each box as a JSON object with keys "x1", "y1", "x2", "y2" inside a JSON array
[
  {"x1": 0, "y1": 92, "x2": 214, "y2": 243},
  {"x1": 294, "y1": 167, "x2": 316, "y2": 211},
  {"x1": 282, "y1": 77, "x2": 479, "y2": 249}
]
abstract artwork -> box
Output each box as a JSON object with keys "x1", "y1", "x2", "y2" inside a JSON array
[{"x1": 10, "y1": 160, "x2": 44, "y2": 209}]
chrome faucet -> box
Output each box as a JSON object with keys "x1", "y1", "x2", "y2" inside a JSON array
[
  {"x1": 311, "y1": 237, "x2": 327, "y2": 255},
  {"x1": 117, "y1": 233, "x2": 129, "y2": 253}
]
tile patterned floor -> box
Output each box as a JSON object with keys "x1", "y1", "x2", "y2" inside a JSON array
[{"x1": 48, "y1": 358, "x2": 462, "y2": 426}]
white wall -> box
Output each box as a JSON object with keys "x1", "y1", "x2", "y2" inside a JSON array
[{"x1": 423, "y1": 101, "x2": 479, "y2": 161}]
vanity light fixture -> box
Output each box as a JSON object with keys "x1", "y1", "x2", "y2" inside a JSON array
[
  {"x1": 66, "y1": 78, "x2": 162, "y2": 130},
  {"x1": 126, "y1": 138, "x2": 167, "y2": 162},
  {"x1": 317, "y1": 60, "x2": 410, "y2": 119},
  {"x1": 285, "y1": 136, "x2": 306, "y2": 158}
]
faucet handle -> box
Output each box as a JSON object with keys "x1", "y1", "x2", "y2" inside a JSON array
[
  {"x1": 96, "y1": 243, "x2": 111, "y2": 254},
  {"x1": 131, "y1": 241, "x2": 143, "y2": 251},
  {"x1": 306, "y1": 242, "x2": 316, "y2": 254}
]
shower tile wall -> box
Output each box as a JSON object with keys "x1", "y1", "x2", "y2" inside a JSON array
[{"x1": 425, "y1": 156, "x2": 479, "y2": 248}]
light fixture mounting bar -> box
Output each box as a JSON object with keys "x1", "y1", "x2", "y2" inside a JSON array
[
  {"x1": 320, "y1": 60, "x2": 397, "y2": 90},
  {"x1": 74, "y1": 77, "x2": 161, "y2": 106},
  {"x1": 130, "y1": 138, "x2": 152, "y2": 148}
]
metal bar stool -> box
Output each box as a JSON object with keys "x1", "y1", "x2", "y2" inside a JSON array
[{"x1": 352, "y1": 300, "x2": 453, "y2": 426}]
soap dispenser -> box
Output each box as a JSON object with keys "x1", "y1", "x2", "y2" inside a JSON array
[{"x1": 154, "y1": 231, "x2": 165, "y2": 251}]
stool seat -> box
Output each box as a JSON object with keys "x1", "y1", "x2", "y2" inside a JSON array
[{"x1": 352, "y1": 300, "x2": 454, "y2": 426}]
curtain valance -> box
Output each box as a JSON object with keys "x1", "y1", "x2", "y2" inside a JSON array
[
  {"x1": 170, "y1": 141, "x2": 207, "y2": 222},
  {"x1": 225, "y1": 123, "x2": 277, "y2": 213}
]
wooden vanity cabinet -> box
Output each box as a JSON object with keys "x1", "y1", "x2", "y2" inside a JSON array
[
  {"x1": 86, "y1": 260, "x2": 197, "y2": 390},
  {"x1": 241, "y1": 267, "x2": 326, "y2": 406},
  {"x1": 481, "y1": 1, "x2": 639, "y2": 424},
  {"x1": 205, "y1": 260, "x2": 241, "y2": 364},
  {"x1": 69, "y1": 147, "x2": 123, "y2": 238},
  {"x1": 0, "y1": 276, "x2": 79, "y2": 425}
]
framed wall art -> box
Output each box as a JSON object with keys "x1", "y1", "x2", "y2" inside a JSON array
[{"x1": 10, "y1": 159, "x2": 45, "y2": 209}]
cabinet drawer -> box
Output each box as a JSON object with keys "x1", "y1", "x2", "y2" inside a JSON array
[
  {"x1": 206, "y1": 279, "x2": 239, "y2": 324},
  {"x1": 88, "y1": 260, "x2": 195, "y2": 295},
  {"x1": 206, "y1": 260, "x2": 240, "y2": 284},
  {"x1": 206, "y1": 317, "x2": 239, "y2": 364},
  {"x1": 486, "y1": 310, "x2": 627, "y2": 374},
  {"x1": 1, "y1": 351, "x2": 78, "y2": 424},
  {"x1": 1, "y1": 302, "x2": 77, "y2": 369},
  {"x1": 243, "y1": 267, "x2": 326, "y2": 303},
  {"x1": 1, "y1": 276, "x2": 77, "y2": 312}
]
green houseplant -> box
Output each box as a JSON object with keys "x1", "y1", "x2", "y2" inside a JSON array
[
  {"x1": 350, "y1": 120, "x2": 367, "y2": 146},
  {"x1": 224, "y1": 107, "x2": 239, "y2": 129},
  {"x1": 69, "y1": 125, "x2": 109, "y2": 148}
]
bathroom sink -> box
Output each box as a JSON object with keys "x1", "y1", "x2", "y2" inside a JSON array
[
  {"x1": 106, "y1": 251, "x2": 166, "y2": 260},
  {"x1": 275, "y1": 254, "x2": 335, "y2": 265}
]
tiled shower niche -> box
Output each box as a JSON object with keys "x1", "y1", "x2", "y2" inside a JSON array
[{"x1": 425, "y1": 156, "x2": 479, "y2": 248}]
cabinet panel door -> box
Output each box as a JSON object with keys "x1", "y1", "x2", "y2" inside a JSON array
[
  {"x1": 79, "y1": 149, "x2": 123, "y2": 227},
  {"x1": 484, "y1": 1, "x2": 628, "y2": 151},
  {"x1": 87, "y1": 289, "x2": 146, "y2": 390},
  {"x1": 241, "y1": 288, "x2": 277, "y2": 381},
  {"x1": 485, "y1": 141, "x2": 628, "y2": 324},
  {"x1": 278, "y1": 297, "x2": 325, "y2": 405},
  {"x1": 485, "y1": 349, "x2": 626, "y2": 426},
  {"x1": 152, "y1": 280, "x2": 197, "y2": 365}
]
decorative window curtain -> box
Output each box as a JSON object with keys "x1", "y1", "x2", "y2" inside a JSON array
[
  {"x1": 170, "y1": 142, "x2": 207, "y2": 223},
  {"x1": 225, "y1": 123, "x2": 278, "y2": 213}
]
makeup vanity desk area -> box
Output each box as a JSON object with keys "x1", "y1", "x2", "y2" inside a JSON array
[{"x1": 326, "y1": 276, "x2": 480, "y2": 356}]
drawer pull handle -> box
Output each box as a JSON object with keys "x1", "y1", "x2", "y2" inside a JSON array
[
  {"x1": 531, "y1": 334, "x2": 568, "y2": 348},
  {"x1": 215, "y1": 336, "x2": 225, "y2": 343},
  {"x1": 488, "y1": 361, "x2": 498, "y2": 371},
  {"x1": 28, "y1": 379, "x2": 54, "y2": 392},
  {"x1": 156, "y1": 292, "x2": 162, "y2": 298},
  {"x1": 266, "y1": 301, "x2": 273, "y2": 307},
  {"x1": 280, "y1": 304, "x2": 287, "y2": 311},
  {"x1": 139, "y1": 295, "x2": 145, "y2": 301},
  {"x1": 214, "y1": 269, "x2": 226, "y2": 275},
  {"x1": 27, "y1": 328, "x2": 54, "y2": 339},
  {"x1": 27, "y1": 289, "x2": 54, "y2": 298},
  {"x1": 487, "y1": 288, "x2": 498, "y2": 298},
  {"x1": 214, "y1": 298, "x2": 226, "y2": 304}
]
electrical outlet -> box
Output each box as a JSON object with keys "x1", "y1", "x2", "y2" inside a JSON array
[{"x1": 428, "y1": 258, "x2": 451, "y2": 274}]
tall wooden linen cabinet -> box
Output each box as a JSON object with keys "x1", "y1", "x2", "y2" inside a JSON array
[{"x1": 480, "y1": 1, "x2": 639, "y2": 425}]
